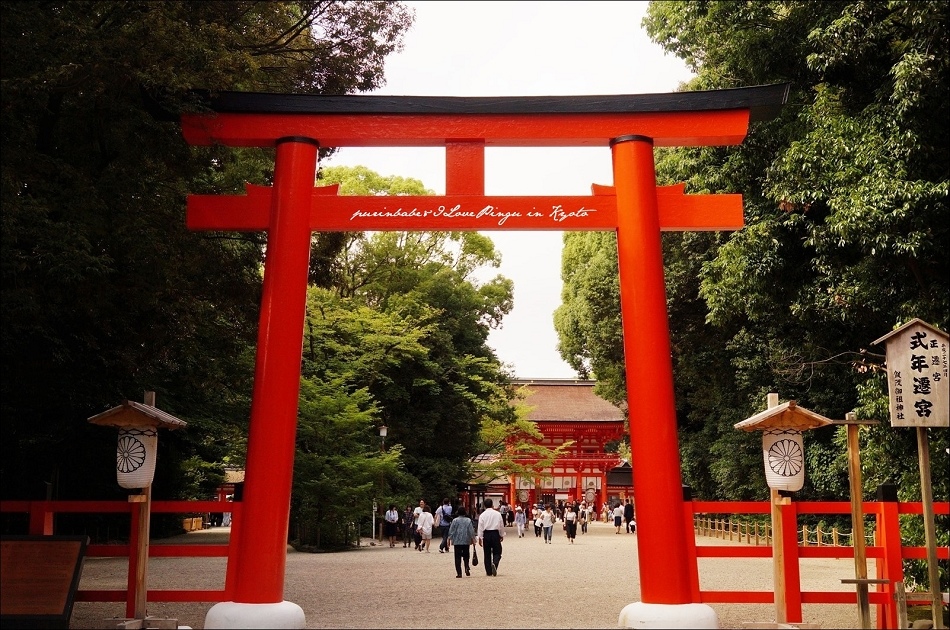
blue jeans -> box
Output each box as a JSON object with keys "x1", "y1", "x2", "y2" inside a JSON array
[
  {"x1": 543, "y1": 525, "x2": 553, "y2": 542},
  {"x1": 440, "y1": 524, "x2": 451, "y2": 551}
]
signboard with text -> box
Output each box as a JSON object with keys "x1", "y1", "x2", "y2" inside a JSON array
[{"x1": 874, "y1": 319, "x2": 949, "y2": 428}]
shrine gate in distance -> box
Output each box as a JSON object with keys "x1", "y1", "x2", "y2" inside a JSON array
[{"x1": 494, "y1": 378, "x2": 628, "y2": 511}]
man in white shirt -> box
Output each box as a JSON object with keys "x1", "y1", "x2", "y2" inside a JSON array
[{"x1": 476, "y1": 498, "x2": 505, "y2": 576}]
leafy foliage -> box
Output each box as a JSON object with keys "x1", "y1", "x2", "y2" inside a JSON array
[
  {"x1": 556, "y1": 0, "x2": 947, "y2": 589},
  {"x1": 0, "y1": 2, "x2": 413, "y2": 506},
  {"x1": 287, "y1": 166, "x2": 517, "y2": 546}
]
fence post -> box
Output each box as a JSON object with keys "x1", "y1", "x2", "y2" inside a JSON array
[
  {"x1": 682, "y1": 486, "x2": 701, "y2": 601},
  {"x1": 783, "y1": 497, "x2": 804, "y2": 623},
  {"x1": 28, "y1": 501, "x2": 54, "y2": 535},
  {"x1": 874, "y1": 484, "x2": 902, "y2": 629}
]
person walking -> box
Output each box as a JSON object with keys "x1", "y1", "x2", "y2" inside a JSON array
[
  {"x1": 412, "y1": 499, "x2": 426, "y2": 550},
  {"x1": 416, "y1": 505, "x2": 434, "y2": 552},
  {"x1": 476, "y1": 498, "x2": 505, "y2": 576},
  {"x1": 446, "y1": 506, "x2": 476, "y2": 577},
  {"x1": 384, "y1": 503, "x2": 400, "y2": 548},
  {"x1": 401, "y1": 504, "x2": 414, "y2": 548},
  {"x1": 578, "y1": 502, "x2": 589, "y2": 535},
  {"x1": 540, "y1": 503, "x2": 555, "y2": 544},
  {"x1": 612, "y1": 502, "x2": 624, "y2": 534},
  {"x1": 532, "y1": 504, "x2": 542, "y2": 538},
  {"x1": 436, "y1": 498, "x2": 454, "y2": 553},
  {"x1": 514, "y1": 506, "x2": 526, "y2": 538},
  {"x1": 624, "y1": 498, "x2": 635, "y2": 534},
  {"x1": 564, "y1": 504, "x2": 578, "y2": 544}
]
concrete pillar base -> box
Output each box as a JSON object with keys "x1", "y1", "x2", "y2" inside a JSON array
[
  {"x1": 204, "y1": 601, "x2": 305, "y2": 629},
  {"x1": 618, "y1": 602, "x2": 720, "y2": 628}
]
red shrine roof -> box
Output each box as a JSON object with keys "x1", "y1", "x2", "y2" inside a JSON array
[{"x1": 514, "y1": 379, "x2": 624, "y2": 423}]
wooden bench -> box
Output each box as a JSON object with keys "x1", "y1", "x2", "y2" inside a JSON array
[{"x1": 0, "y1": 535, "x2": 88, "y2": 629}]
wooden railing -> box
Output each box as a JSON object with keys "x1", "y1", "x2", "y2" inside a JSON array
[
  {"x1": 0, "y1": 498, "x2": 239, "y2": 618},
  {"x1": 685, "y1": 499, "x2": 949, "y2": 629},
  {"x1": 694, "y1": 515, "x2": 877, "y2": 547},
  {"x1": 2, "y1": 496, "x2": 946, "y2": 628}
]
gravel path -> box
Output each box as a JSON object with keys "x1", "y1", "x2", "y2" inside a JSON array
[{"x1": 70, "y1": 521, "x2": 869, "y2": 629}]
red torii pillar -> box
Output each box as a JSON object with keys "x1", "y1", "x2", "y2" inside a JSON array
[
  {"x1": 181, "y1": 85, "x2": 788, "y2": 628},
  {"x1": 612, "y1": 134, "x2": 691, "y2": 602}
]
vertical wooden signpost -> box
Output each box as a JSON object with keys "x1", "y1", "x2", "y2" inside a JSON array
[
  {"x1": 181, "y1": 85, "x2": 788, "y2": 629},
  {"x1": 834, "y1": 411, "x2": 881, "y2": 630},
  {"x1": 873, "y1": 319, "x2": 949, "y2": 630}
]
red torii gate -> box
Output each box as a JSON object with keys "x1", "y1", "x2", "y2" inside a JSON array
[{"x1": 181, "y1": 84, "x2": 788, "y2": 627}]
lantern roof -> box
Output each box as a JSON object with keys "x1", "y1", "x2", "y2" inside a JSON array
[
  {"x1": 734, "y1": 400, "x2": 833, "y2": 432},
  {"x1": 87, "y1": 400, "x2": 187, "y2": 430}
]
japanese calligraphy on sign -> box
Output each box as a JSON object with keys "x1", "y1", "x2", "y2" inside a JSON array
[{"x1": 873, "y1": 319, "x2": 949, "y2": 428}]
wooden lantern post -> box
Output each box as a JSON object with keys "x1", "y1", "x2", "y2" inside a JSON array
[
  {"x1": 735, "y1": 393, "x2": 832, "y2": 624},
  {"x1": 88, "y1": 392, "x2": 187, "y2": 622}
]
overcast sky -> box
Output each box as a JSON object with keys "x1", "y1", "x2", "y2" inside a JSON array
[{"x1": 326, "y1": 1, "x2": 694, "y2": 378}]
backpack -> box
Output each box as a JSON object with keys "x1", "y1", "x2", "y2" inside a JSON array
[{"x1": 440, "y1": 505, "x2": 452, "y2": 524}]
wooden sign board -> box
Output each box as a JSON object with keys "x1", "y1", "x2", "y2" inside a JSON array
[
  {"x1": 873, "y1": 319, "x2": 949, "y2": 428},
  {"x1": 0, "y1": 535, "x2": 88, "y2": 629}
]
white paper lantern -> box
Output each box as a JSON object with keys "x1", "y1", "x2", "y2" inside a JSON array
[
  {"x1": 116, "y1": 427, "x2": 158, "y2": 489},
  {"x1": 761, "y1": 428, "x2": 805, "y2": 492}
]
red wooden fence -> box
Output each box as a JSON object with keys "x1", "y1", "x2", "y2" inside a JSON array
[
  {"x1": 1, "y1": 499, "x2": 239, "y2": 618},
  {"x1": 2, "y1": 497, "x2": 946, "y2": 627},
  {"x1": 684, "y1": 499, "x2": 948, "y2": 628}
]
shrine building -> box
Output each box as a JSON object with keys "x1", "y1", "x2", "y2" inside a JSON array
[{"x1": 480, "y1": 378, "x2": 631, "y2": 510}]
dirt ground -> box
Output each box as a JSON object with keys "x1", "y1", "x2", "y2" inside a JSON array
[{"x1": 69, "y1": 520, "x2": 872, "y2": 629}]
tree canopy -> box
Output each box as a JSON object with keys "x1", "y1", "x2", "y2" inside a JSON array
[
  {"x1": 0, "y1": 3, "x2": 546, "y2": 551},
  {"x1": 0, "y1": 2, "x2": 414, "y2": 502},
  {"x1": 296, "y1": 167, "x2": 517, "y2": 544},
  {"x1": 555, "y1": 2, "x2": 947, "y2": 589},
  {"x1": 557, "y1": 1, "x2": 947, "y2": 509}
]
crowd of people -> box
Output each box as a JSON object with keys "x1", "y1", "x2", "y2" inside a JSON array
[{"x1": 382, "y1": 496, "x2": 636, "y2": 578}]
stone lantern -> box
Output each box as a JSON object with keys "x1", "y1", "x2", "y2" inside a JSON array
[{"x1": 734, "y1": 393, "x2": 832, "y2": 492}]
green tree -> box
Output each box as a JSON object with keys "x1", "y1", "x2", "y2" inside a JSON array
[
  {"x1": 556, "y1": 1, "x2": 947, "y2": 589},
  {"x1": 293, "y1": 166, "x2": 516, "y2": 541},
  {"x1": 1, "y1": 2, "x2": 413, "y2": 505},
  {"x1": 554, "y1": 231, "x2": 624, "y2": 405},
  {"x1": 294, "y1": 287, "x2": 425, "y2": 548}
]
